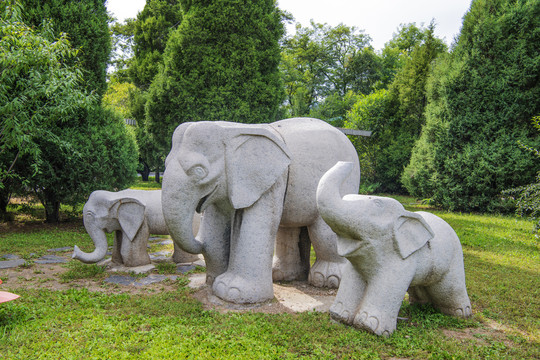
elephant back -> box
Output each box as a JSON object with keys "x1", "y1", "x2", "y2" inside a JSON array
[{"x1": 272, "y1": 118, "x2": 360, "y2": 225}]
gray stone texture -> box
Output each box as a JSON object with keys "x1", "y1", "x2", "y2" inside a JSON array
[
  {"x1": 47, "y1": 247, "x2": 73, "y2": 252},
  {"x1": 34, "y1": 255, "x2": 68, "y2": 264},
  {"x1": 1, "y1": 254, "x2": 21, "y2": 260},
  {"x1": 316, "y1": 161, "x2": 472, "y2": 336},
  {"x1": 104, "y1": 274, "x2": 178, "y2": 286},
  {"x1": 72, "y1": 189, "x2": 200, "y2": 267},
  {"x1": 0, "y1": 259, "x2": 27, "y2": 269},
  {"x1": 161, "y1": 118, "x2": 360, "y2": 304}
]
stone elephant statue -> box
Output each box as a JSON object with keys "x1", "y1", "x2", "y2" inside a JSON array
[
  {"x1": 73, "y1": 189, "x2": 200, "y2": 267},
  {"x1": 162, "y1": 118, "x2": 360, "y2": 304},
  {"x1": 316, "y1": 161, "x2": 472, "y2": 336}
]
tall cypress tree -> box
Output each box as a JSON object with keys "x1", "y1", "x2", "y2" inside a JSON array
[
  {"x1": 129, "y1": 0, "x2": 183, "y2": 90},
  {"x1": 403, "y1": 0, "x2": 540, "y2": 212},
  {"x1": 146, "y1": 0, "x2": 285, "y2": 154},
  {"x1": 19, "y1": 0, "x2": 111, "y2": 97}
]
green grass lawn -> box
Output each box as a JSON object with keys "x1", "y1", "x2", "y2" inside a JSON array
[{"x1": 0, "y1": 194, "x2": 538, "y2": 359}]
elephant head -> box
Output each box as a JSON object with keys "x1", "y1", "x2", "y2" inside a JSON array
[
  {"x1": 162, "y1": 121, "x2": 291, "y2": 255},
  {"x1": 73, "y1": 191, "x2": 146, "y2": 263},
  {"x1": 316, "y1": 162, "x2": 435, "y2": 261}
]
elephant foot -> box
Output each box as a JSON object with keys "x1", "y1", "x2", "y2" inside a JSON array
[
  {"x1": 353, "y1": 309, "x2": 396, "y2": 337},
  {"x1": 272, "y1": 258, "x2": 306, "y2": 282},
  {"x1": 329, "y1": 300, "x2": 354, "y2": 325},
  {"x1": 212, "y1": 271, "x2": 274, "y2": 304},
  {"x1": 436, "y1": 304, "x2": 472, "y2": 318},
  {"x1": 308, "y1": 259, "x2": 343, "y2": 288}
]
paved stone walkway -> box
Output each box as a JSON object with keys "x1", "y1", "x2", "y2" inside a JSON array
[
  {"x1": 0, "y1": 247, "x2": 206, "y2": 288},
  {"x1": 0, "y1": 253, "x2": 69, "y2": 268}
]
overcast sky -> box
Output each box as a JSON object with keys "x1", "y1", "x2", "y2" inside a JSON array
[{"x1": 106, "y1": 0, "x2": 472, "y2": 50}]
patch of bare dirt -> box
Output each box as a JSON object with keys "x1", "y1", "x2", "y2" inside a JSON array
[
  {"x1": 1, "y1": 254, "x2": 337, "y2": 314},
  {"x1": 442, "y1": 326, "x2": 514, "y2": 348},
  {"x1": 1, "y1": 258, "x2": 180, "y2": 296},
  {"x1": 191, "y1": 281, "x2": 336, "y2": 315}
]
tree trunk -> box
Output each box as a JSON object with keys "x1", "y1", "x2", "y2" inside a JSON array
[
  {"x1": 42, "y1": 191, "x2": 61, "y2": 223},
  {"x1": 0, "y1": 192, "x2": 10, "y2": 222},
  {"x1": 139, "y1": 162, "x2": 150, "y2": 181},
  {"x1": 154, "y1": 168, "x2": 160, "y2": 184}
]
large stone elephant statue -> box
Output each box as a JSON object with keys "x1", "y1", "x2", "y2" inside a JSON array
[
  {"x1": 316, "y1": 161, "x2": 472, "y2": 336},
  {"x1": 162, "y1": 118, "x2": 360, "y2": 304},
  {"x1": 73, "y1": 189, "x2": 200, "y2": 267}
]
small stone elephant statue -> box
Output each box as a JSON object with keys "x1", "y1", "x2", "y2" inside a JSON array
[
  {"x1": 73, "y1": 189, "x2": 200, "y2": 267},
  {"x1": 316, "y1": 162, "x2": 472, "y2": 336}
]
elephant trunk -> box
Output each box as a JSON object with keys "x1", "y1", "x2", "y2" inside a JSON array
[
  {"x1": 72, "y1": 227, "x2": 108, "y2": 263},
  {"x1": 162, "y1": 170, "x2": 204, "y2": 254},
  {"x1": 316, "y1": 161, "x2": 357, "y2": 233}
]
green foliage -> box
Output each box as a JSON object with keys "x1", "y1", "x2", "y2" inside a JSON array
[
  {"x1": 347, "y1": 24, "x2": 446, "y2": 193},
  {"x1": 401, "y1": 53, "x2": 452, "y2": 198},
  {"x1": 0, "y1": 1, "x2": 94, "y2": 216},
  {"x1": 109, "y1": 19, "x2": 136, "y2": 82},
  {"x1": 0, "y1": 1, "x2": 137, "y2": 222},
  {"x1": 379, "y1": 23, "x2": 431, "y2": 88},
  {"x1": 102, "y1": 80, "x2": 138, "y2": 119},
  {"x1": 18, "y1": 0, "x2": 111, "y2": 97},
  {"x1": 281, "y1": 22, "x2": 378, "y2": 117},
  {"x1": 406, "y1": 0, "x2": 540, "y2": 212},
  {"x1": 346, "y1": 89, "x2": 392, "y2": 187},
  {"x1": 29, "y1": 106, "x2": 138, "y2": 222},
  {"x1": 129, "y1": 0, "x2": 183, "y2": 90},
  {"x1": 308, "y1": 91, "x2": 361, "y2": 124},
  {"x1": 503, "y1": 116, "x2": 540, "y2": 234},
  {"x1": 146, "y1": 0, "x2": 286, "y2": 156}
]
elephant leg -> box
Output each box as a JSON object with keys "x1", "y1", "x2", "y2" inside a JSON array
[
  {"x1": 173, "y1": 242, "x2": 200, "y2": 263},
  {"x1": 212, "y1": 176, "x2": 286, "y2": 304},
  {"x1": 307, "y1": 216, "x2": 346, "y2": 288},
  {"x1": 353, "y1": 265, "x2": 415, "y2": 336},
  {"x1": 111, "y1": 230, "x2": 123, "y2": 265},
  {"x1": 120, "y1": 224, "x2": 151, "y2": 267},
  {"x1": 272, "y1": 226, "x2": 310, "y2": 281},
  {"x1": 426, "y1": 261, "x2": 472, "y2": 318},
  {"x1": 199, "y1": 205, "x2": 231, "y2": 286},
  {"x1": 408, "y1": 286, "x2": 432, "y2": 305},
  {"x1": 329, "y1": 260, "x2": 366, "y2": 325}
]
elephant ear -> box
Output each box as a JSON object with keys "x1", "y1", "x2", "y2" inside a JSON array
[
  {"x1": 113, "y1": 199, "x2": 146, "y2": 242},
  {"x1": 226, "y1": 128, "x2": 291, "y2": 209},
  {"x1": 393, "y1": 212, "x2": 435, "y2": 259}
]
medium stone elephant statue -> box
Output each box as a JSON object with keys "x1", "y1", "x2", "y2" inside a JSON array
[
  {"x1": 316, "y1": 161, "x2": 472, "y2": 336},
  {"x1": 162, "y1": 118, "x2": 360, "y2": 304},
  {"x1": 73, "y1": 189, "x2": 200, "y2": 267}
]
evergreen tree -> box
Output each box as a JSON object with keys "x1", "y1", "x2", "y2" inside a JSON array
[
  {"x1": 19, "y1": 0, "x2": 111, "y2": 97},
  {"x1": 404, "y1": 0, "x2": 540, "y2": 212},
  {"x1": 146, "y1": 0, "x2": 285, "y2": 155},
  {"x1": 347, "y1": 24, "x2": 446, "y2": 193},
  {"x1": 129, "y1": 0, "x2": 183, "y2": 90}
]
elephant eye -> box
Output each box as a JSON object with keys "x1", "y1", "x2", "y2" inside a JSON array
[
  {"x1": 373, "y1": 199, "x2": 383, "y2": 208},
  {"x1": 188, "y1": 165, "x2": 208, "y2": 180}
]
